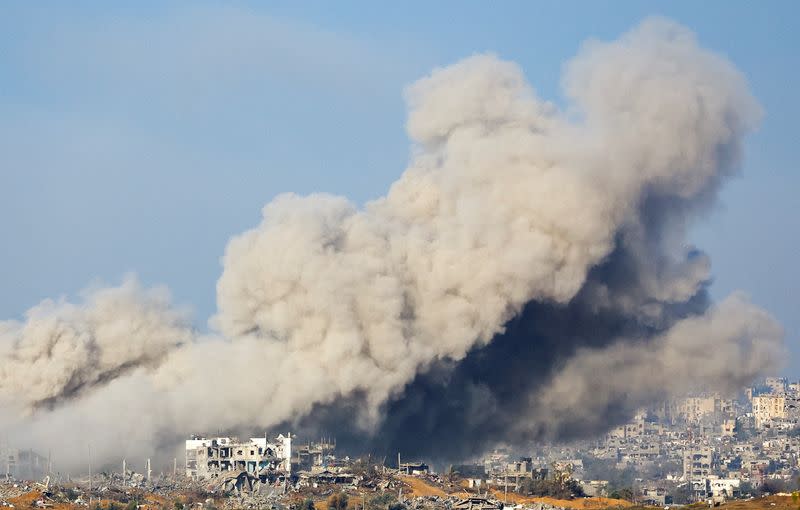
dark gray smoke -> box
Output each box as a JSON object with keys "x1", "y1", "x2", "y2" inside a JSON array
[{"x1": 288, "y1": 240, "x2": 773, "y2": 462}]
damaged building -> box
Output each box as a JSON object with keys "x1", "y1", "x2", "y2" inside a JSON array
[
  {"x1": 1, "y1": 444, "x2": 48, "y2": 481},
  {"x1": 294, "y1": 439, "x2": 336, "y2": 470},
  {"x1": 185, "y1": 433, "x2": 292, "y2": 481},
  {"x1": 399, "y1": 462, "x2": 430, "y2": 475}
]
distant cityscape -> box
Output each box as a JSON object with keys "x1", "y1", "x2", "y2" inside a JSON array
[
  {"x1": 3, "y1": 377, "x2": 800, "y2": 508},
  {"x1": 482, "y1": 376, "x2": 800, "y2": 505}
]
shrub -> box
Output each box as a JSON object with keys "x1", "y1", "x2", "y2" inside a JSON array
[{"x1": 327, "y1": 493, "x2": 349, "y2": 510}]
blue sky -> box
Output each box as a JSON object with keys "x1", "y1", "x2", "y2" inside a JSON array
[{"x1": 1, "y1": 1, "x2": 798, "y2": 374}]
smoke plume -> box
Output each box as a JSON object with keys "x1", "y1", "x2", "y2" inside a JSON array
[
  {"x1": 0, "y1": 18, "x2": 784, "y2": 470},
  {"x1": 0, "y1": 277, "x2": 192, "y2": 413}
]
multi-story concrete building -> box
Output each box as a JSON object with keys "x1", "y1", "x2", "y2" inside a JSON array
[
  {"x1": 673, "y1": 396, "x2": 719, "y2": 424},
  {"x1": 608, "y1": 411, "x2": 648, "y2": 439},
  {"x1": 752, "y1": 395, "x2": 786, "y2": 428},
  {"x1": 185, "y1": 433, "x2": 292, "y2": 480},
  {"x1": 765, "y1": 378, "x2": 788, "y2": 395},
  {"x1": 684, "y1": 446, "x2": 715, "y2": 481},
  {"x1": 295, "y1": 439, "x2": 336, "y2": 470},
  {"x1": 1, "y1": 447, "x2": 48, "y2": 481}
]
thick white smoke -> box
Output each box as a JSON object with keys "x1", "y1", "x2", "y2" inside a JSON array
[{"x1": 0, "y1": 18, "x2": 784, "y2": 469}]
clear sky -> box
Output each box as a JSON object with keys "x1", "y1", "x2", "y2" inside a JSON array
[{"x1": 1, "y1": 2, "x2": 797, "y2": 374}]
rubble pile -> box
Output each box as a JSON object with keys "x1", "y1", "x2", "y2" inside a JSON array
[
  {"x1": 0, "y1": 451, "x2": 591, "y2": 510},
  {"x1": 1, "y1": 481, "x2": 30, "y2": 507}
]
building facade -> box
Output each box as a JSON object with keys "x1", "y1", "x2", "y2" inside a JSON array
[
  {"x1": 185, "y1": 433, "x2": 292, "y2": 480},
  {"x1": 684, "y1": 446, "x2": 715, "y2": 481},
  {"x1": 752, "y1": 395, "x2": 786, "y2": 428}
]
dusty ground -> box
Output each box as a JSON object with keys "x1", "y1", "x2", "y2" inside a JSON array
[
  {"x1": 488, "y1": 489, "x2": 634, "y2": 509},
  {"x1": 397, "y1": 474, "x2": 633, "y2": 509},
  {"x1": 595, "y1": 495, "x2": 797, "y2": 510},
  {"x1": 398, "y1": 475, "x2": 449, "y2": 497},
  {"x1": 5, "y1": 489, "x2": 175, "y2": 510},
  {"x1": 711, "y1": 496, "x2": 797, "y2": 510},
  {"x1": 6, "y1": 480, "x2": 795, "y2": 510}
]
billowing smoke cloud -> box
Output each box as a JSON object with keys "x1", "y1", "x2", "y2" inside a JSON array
[
  {"x1": 0, "y1": 277, "x2": 192, "y2": 413},
  {"x1": 533, "y1": 294, "x2": 784, "y2": 435},
  {"x1": 0, "y1": 18, "x2": 784, "y2": 470}
]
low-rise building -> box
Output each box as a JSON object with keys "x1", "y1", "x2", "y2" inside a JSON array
[
  {"x1": 641, "y1": 487, "x2": 672, "y2": 505},
  {"x1": 721, "y1": 419, "x2": 737, "y2": 437},
  {"x1": 709, "y1": 478, "x2": 741, "y2": 498},
  {"x1": 399, "y1": 462, "x2": 430, "y2": 475}
]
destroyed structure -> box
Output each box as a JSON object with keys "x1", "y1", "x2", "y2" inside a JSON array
[
  {"x1": 294, "y1": 439, "x2": 336, "y2": 470},
  {"x1": 6, "y1": 378, "x2": 800, "y2": 509},
  {"x1": 1, "y1": 444, "x2": 48, "y2": 481},
  {"x1": 185, "y1": 433, "x2": 292, "y2": 481},
  {"x1": 399, "y1": 462, "x2": 430, "y2": 475}
]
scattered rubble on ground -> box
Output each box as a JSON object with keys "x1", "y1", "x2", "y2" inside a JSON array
[{"x1": 0, "y1": 468, "x2": 578, "y2": 510}]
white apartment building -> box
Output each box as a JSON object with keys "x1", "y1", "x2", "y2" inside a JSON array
[{"x1": 185, "y1": 433, "x2": 292, "y2": 480}]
